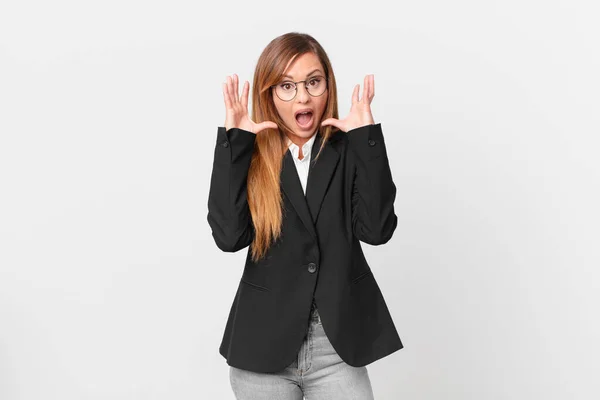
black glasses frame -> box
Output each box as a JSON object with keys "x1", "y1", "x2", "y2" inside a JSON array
[{"x1": 271, "y1": 75, "x2": 328, "y2": 102}]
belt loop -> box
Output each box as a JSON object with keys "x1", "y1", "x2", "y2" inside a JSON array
[{"x1": 310, "y1": 299, "x2": 320, "y2": 323}]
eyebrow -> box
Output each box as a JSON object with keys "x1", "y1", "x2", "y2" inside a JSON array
[{"x1": 282, "y1": 69, "x2": 323, "y2": 80}]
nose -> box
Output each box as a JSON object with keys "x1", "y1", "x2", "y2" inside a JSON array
[{"x1": 295, "y1": 82, "x2": 310, "y2": 103}]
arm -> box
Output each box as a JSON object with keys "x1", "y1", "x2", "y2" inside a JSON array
[
  {"x1": 346, "y1": 123, "x2": 398, "y2": 245},
  {"x1": 207, "y1": 126, "x2": 256, "y2": 252}
]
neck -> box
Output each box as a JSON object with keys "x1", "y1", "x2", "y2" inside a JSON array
[{"x1": 286, "y1": 129, "x2": 318, "y2": 148}]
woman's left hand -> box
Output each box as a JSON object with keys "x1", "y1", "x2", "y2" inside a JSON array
[{"x1": 321, "y1": 74, "x2": 376, "y2": 132}]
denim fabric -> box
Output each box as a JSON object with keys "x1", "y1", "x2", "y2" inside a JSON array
[{"x1": 229, "y1": 302, "x2": 375, "y2": 399}]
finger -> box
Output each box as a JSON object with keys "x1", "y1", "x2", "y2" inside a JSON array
[
  {"x1": 226, "y1": 75, "x2": 234, "y2": 106},
  {"x1": 230, "y1": 74, "x2": 237, "y2": 104},
  {"x1": 255, "y1": 121, "x2": 278, "y2": 133},
  {"x1": 366, "y1": 74, "x2": 372, "y2": 101},
  {"x1": 223, "y1": 82, "x2": 232, "y2": 109},
  {"x1": 371, "y1": 74, "x2": 375, "y2": 98},
  {"x1": 363, "y1": 75, "x2": 369, "y2": 102},
  {"x1": 233, "y1": 74, "x2": 240, "y2": 103},
  {"x1": 228, "y1": 75, "x2": 237, "y2": 105},
  {"x1": 321, "y1": 118, "x2": 342, "y2": 130},
  {"x1": 241, "y1": 81, "x2": 249, "y2": 110},
  {"x1": 352, "y1": 84, "x2": 359, "y2": 104},
  {"x1": 225, "y1": 77, "x2": 234, "y2": 108}
]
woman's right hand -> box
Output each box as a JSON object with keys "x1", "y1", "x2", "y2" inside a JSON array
[{"x1": 222, "y1": 74, "x2": 278, "y2": 134}]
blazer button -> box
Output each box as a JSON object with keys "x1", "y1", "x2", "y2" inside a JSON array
[
  {"x1": 368, "y1": 139, "x2": 376, "y2": 146},
  {"x1": 221, "y1": 141, "x2": 229, "y2": 147},
  {"x1": 307, "y1": 263, "x2": 317, "y2": 273}
]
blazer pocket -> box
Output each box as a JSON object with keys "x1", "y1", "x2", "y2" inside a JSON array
[
  {"x1": 351, "y1": 270, "x2": 373, "y2": 284},
  {"x1": 240, "y1": 278, "x2": 271, "y2": 292}
]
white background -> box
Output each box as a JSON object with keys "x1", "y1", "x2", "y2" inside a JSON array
[{"x1": 1, "y1": 0, "x2": 599, "y2": 399}]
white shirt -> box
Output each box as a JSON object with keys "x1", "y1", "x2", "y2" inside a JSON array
[{"x1": 287, "y1": 130, "x2": 317, "y2": 195}]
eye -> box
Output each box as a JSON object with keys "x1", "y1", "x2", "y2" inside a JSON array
[
  {"x1": 279, "y1": 82, "x2": 294, "y2": 91},
  {"x1": 308, "y1": 77, "x2": 321, "y2": 87}
]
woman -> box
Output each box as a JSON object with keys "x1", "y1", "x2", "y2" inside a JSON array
[{"x1": 207, "y1": 32, "x2": 403, "y2": 399}]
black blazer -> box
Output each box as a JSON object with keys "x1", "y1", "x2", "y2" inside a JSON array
[{"x1": 207, "y1": 123, "x2": 403, "y2": 373}]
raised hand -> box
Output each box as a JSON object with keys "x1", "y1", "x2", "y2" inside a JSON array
[
  {"x1": 222, "y1": 73, "x2": 278, "y2": 134},
  {"x1": 321, "y1": 74, "x2": 376, "y2": 132}
]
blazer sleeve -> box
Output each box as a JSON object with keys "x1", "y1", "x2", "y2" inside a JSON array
[
  {"x1": 207, "y1": 126, "x2": 256, "y2": 252},
  {"x1": 346, "y1": 123, "x2": 398, "y2": 245}
]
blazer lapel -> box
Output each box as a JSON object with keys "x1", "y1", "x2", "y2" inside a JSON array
[
  {"x1": 281, "y1": 150, "x2": 316, "y2": 241},
  {"x1": 280, "y1": 132, "x2": 340, "y2": 241},
  {"x1": 306, "y1": 132, "x2": 340, "y2": 224}
]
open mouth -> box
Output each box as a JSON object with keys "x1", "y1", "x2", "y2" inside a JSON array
[{"x1": 295, "y1": 111, "x2": 314, "y2": 128}]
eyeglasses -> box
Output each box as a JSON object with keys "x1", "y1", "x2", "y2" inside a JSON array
[{"x1": 271, "y1": 75, "x2": 328, "y2": 102}]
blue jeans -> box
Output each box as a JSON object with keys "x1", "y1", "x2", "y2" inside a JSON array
[{"x1": 229, "y1": 302, "x2": 375, "y2": 399}]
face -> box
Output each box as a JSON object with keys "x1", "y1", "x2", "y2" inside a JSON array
[{"x1": 272, "y1": 52, "x2": 328, "y2": 146}]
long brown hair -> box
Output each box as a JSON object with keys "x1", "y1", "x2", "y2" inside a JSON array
[{"x1": 248, "y1": 32, "x2": 339, "y2": 262}]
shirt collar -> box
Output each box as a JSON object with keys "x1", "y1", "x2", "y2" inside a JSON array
[{"x1": 287, "y1": 129, "x2": 318, "y2": 161}]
